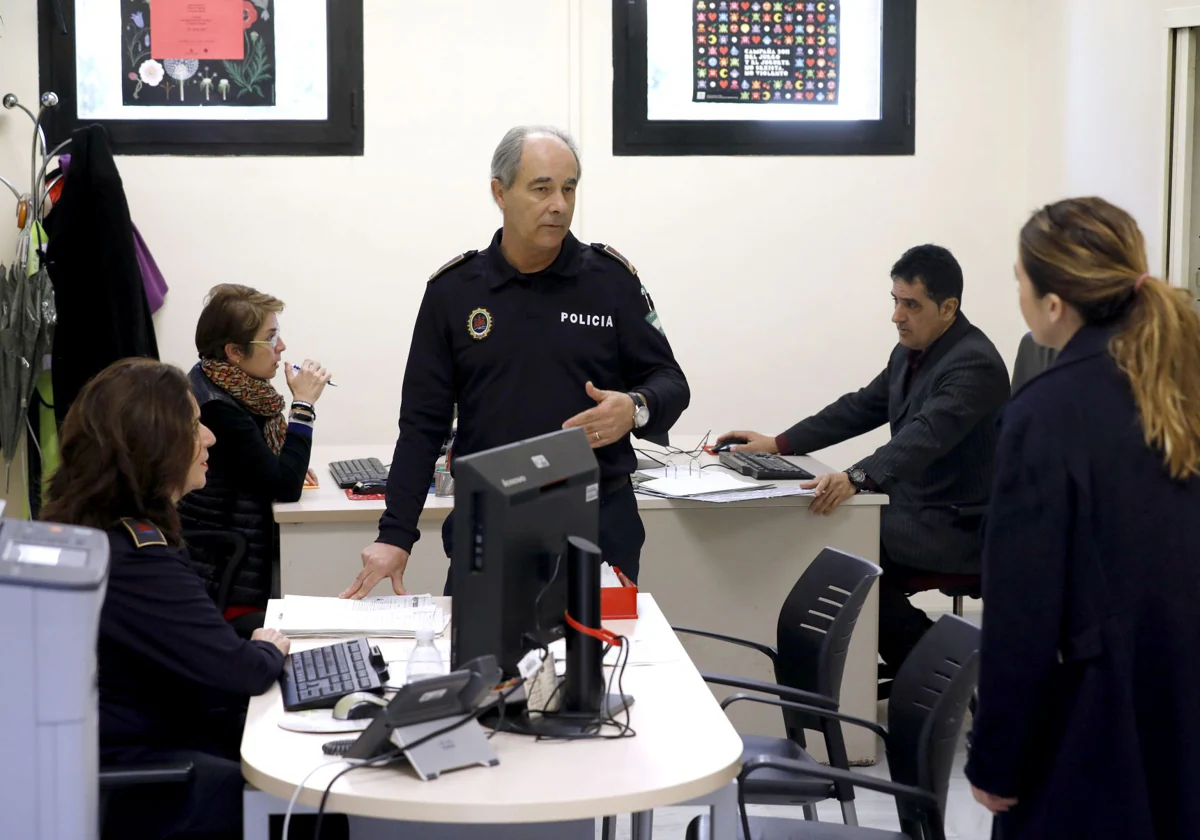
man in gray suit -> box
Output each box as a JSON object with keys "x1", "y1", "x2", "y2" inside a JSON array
[{"x1": 720, "y1": 245, "x2": 1009, "y2": 686}]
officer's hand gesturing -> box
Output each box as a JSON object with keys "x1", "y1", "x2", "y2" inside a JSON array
[
  {"x1": 341, "y1": 543, "x2": 409, "y2": 599},
  {"x1": 563, "y1": 382, "x2": 635, "y2": 449}
]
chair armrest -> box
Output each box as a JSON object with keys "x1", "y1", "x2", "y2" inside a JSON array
[
  {"x1": 671, "y1": 626, "x2": 778, "y2": 664},
  {"x1": 99, "y1": 762, "x2": 195, "y2": 790},
  {"x1": 700, "y1": 672, "x2": 837, "y2": 709},
  {"x1": 740, "y1": 756, "x2": 939, "y2": 810},
  {"x1": 720, "y1": 692, "x2": 887, "y2": 740}
]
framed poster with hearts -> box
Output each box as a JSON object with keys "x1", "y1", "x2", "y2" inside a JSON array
[
  {"x1": 37, "y1": 0, "x2": 364, "y2": 156},
  {"x1": 614, "y1": 0, "x2": 915, "y2": 156}
]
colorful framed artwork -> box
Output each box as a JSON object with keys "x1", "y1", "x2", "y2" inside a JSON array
[
  {"x1": 38, "y1": 0, "x2": 363, "y2": 156},
  {"x1": 613, "y1": 0, "x2": 916, "y2": 156}
]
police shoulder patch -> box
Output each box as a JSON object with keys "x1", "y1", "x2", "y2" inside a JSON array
[
  {"x1": 590, "y1": 243, "x2": 638, "y2": 277},
  {"x1": 120, "y1": 518, "x2": 168, "y2": 549},
  {"x1": 428, "y1": 250, "x2": 480, "y2": 282}
]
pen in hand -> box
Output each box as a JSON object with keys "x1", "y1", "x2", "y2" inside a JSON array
[{"x1": 290, "y1": 363, "x2": 337, "y2": 387}]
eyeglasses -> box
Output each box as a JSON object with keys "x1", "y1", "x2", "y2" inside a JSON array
[{"x1": 248, "y1": 334, "x2": 280, "y2": 349}]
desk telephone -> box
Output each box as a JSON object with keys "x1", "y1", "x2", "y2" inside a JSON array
[{"x1": 324, "y1": 654, "x2": 503, "y2": 765}]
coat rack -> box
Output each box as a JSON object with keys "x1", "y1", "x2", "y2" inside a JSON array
[{"x1": 0, "y1": 91, "x2": 63, "y2": 514}]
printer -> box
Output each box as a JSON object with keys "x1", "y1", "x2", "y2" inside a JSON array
[{"x1": 0, "y1": 517, "x2": 109, "y2": 839}]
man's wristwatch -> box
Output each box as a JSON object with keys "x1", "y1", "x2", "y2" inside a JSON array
[
  {"x1": 845, "y1": 467, "x2": 869, "y2": 492},
  {"x1": 628, "y1": 392, "x2": 650, "y2": 429}
]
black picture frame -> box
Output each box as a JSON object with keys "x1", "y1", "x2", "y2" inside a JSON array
[
  {"x1": 38, "y1": 0, "x2": 364, "y2": 156},
  {"x1": 612, "y1": 0, "x2": 916, "y2": 157}
]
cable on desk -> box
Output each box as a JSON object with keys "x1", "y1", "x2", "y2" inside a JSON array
[
  {"x1": 702, "y1": 461, "x2": 739, "y2": 472},
  {"x1": 633, "y1": 447, "x2": 669, "y2": 468},
  {"x1": 313, "y1": 679, "x2": 528, "y2": 838},
  {"x1": 283, "y1": 758, "x2": 348, "y2": 840},
  {"x1": 498, "y1": 626, "x2": 636, "y2": 743}
]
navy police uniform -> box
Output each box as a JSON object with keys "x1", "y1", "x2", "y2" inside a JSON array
[
  {"x1": 377, "y1": 229, "x2": 690, "y2": 585},
  {"x1": 98, "y1": 518, "x2": 285, "y2": 840}
]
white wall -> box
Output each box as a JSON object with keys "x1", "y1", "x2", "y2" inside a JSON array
[
  {"x1": 578, "y1": 0, "x2": 1032, "y2": 466},
  {"x1": 1037, "y1": 0, "x2": 1172, "y2": 273},
  {"x1": 0, "y1": 0, "x2": 1038, "y2": 483}
]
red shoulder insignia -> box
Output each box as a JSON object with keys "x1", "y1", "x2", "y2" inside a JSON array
[{"x1": 120, "y1": 518, "x2": 167, "y2": 549}]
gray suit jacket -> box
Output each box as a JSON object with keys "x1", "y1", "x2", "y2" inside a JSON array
[{"x1": 780, "y1": 314, "x2": 1010, "y2": 574}]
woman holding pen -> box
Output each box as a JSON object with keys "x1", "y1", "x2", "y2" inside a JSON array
[{"x1": 178, "y1": 283, "x2": 332, "y2": 634}]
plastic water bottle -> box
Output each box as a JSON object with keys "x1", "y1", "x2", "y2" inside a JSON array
[{"x1": 406, "y1": 628, "x2": 444, "y2": 683}]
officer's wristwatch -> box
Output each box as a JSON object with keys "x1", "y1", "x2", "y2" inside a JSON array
[
  {"x1": 628, "y1": 392, "x2": 650, "y2": 429},
  {"x1": 845, "y1": 467, "x2": 869, "y2": 493}
]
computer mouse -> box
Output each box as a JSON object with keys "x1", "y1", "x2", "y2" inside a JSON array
[
  {"x1": 352, "y1": 479, "x2": 388, "y2": 495},
  {"x1": 331, "y1": 692, "x2": 388, "y2": 721},
  {"x1": 713, "y1": 437, "x2": 748, "y2": 453}
]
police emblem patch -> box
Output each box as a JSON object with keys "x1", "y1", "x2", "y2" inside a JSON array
[{"x1": 468, "y1": 308, "x2": 493, "y2": 340}]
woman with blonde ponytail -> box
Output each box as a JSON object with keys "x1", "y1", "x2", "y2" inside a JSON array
[{"x1": 966, "y1": 197, "x2": 1200, "y2": 839}]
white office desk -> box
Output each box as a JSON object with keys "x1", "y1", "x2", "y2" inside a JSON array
[
  {"x1": 242, "y1": 595, "x2": 742, "y2": 837},
  {"x1": 275, "y1": 438, "x2": 887, "y2": 764}
]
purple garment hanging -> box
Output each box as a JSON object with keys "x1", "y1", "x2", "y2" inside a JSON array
[{"x1": 58, "y1": 153, "x2": 169, "y2": 313}]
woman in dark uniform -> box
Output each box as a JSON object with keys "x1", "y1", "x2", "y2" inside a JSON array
[
  {"x1": 966, "y1": 198, "x2": 1200, "y2": 838},
  {"x1": 41, "y1": 358, "x2": 291, "y2": 840}
]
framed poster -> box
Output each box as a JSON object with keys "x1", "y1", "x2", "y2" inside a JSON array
[
  {"x1": 613, "y1": 0, "x2": 916, "y2": 156},
  {"x1": 38, "y1": 0, "x2": 364, "y2": 155}
]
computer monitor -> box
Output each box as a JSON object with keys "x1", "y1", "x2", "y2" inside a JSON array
[{"x1": 449, "y1": 428, "x2": 600, "y2": 676}]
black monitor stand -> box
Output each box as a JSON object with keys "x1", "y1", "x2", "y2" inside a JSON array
[{"x1": 532, "y1": 536, "x2": 633, "y2": 736}]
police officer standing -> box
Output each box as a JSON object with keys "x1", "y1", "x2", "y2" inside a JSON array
[{"x1": 341, "y1": 126, "x2": 689, "y2": 598}]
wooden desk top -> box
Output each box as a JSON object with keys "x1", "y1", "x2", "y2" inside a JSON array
[{"x1": 241, "y1": 595, "x2": 744, "y2": 823}]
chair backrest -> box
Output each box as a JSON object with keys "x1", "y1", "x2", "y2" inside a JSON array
[
  {"x1": 182, "y1": 529, "x2": 248, "y2": 613},
  {"x1": 774, "y1": 548, "x2": 882, "y2": 735},
  {"x1": 885, "y1": 614, "x2": 980, "y2": 826},
  {"x1": 1010, "y1": 332, "x2": 1058, "y2": 393}
]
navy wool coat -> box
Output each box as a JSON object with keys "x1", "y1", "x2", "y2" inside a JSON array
[{"x1": 966, "y1": 325, "x2": 1200, "y2": 839}]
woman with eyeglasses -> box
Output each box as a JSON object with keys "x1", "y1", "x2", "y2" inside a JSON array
[{"x1": 178, "y1": 284, "x2": 332, "y2": 633}]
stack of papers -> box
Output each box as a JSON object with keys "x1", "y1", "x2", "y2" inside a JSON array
[
  {"x1": 277, "y1": 594, "x2": 448, "y2": 637},
  {"x1": 634, "y1": 466, "x2": 760, "y2": 498},
  {"x1": 633, "y1": 467, "x2": 816, "y2": 503}
]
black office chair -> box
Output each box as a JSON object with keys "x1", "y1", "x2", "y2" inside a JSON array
[
  {"x1": 1010, "y1": 331, "x2": 1058, "y2": 394},
  {"x1": 99, "y1": 762, "x2": 195, "y2": 838},
  {"x1": 687, "y1": 614, "x2": 981, "y2": 840},
  {"x1": 181, "y1": 529, "x2": 269, "y2": 636},
  {"x1": 182, "y1": 530, "x2": 249, "y2": 614},
  {"x1": 674, "y1": 548, "x2": 882, "y2": 824}
]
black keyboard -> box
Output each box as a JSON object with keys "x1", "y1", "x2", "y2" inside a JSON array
[
  {"x1": 719, "y1": 451, "x2": 815, "y2": 481},
  {"x1": 279, "y1": 638, "x2": 386, "y2": 711},
  {"x1": 329, "y1": 458, "x2": 388, "y2": 489}
]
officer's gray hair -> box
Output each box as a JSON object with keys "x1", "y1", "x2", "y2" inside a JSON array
[{"x1": 490, "y1": 125, "x2": 582, "y2": 190}]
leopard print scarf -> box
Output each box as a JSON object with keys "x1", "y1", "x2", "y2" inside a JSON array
[{"x1": 200, "y1": 359, "x2": 287, "y2": 454}]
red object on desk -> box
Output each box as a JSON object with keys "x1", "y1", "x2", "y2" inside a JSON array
[
  {"x1": 601, "y1": 568, "x2": 638, "y2": 620},
  {"x1": 344, "y1": 488, "x2": 385, "y2": 501}
]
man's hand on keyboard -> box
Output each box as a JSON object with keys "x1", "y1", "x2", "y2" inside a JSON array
[
  {"x1": 252, "y1": 627, "x2": 291, "y2": 656},
  {"x1": 341, "y1": 543, "x2": 409, "y2": 599},
  {"x1": 716, "y1": 430, "x2": 778, "y2": 454}
]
